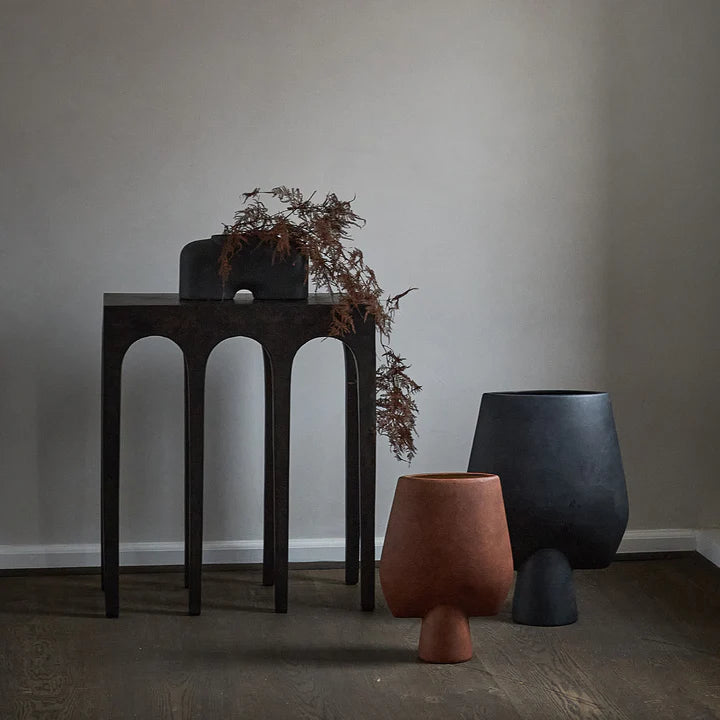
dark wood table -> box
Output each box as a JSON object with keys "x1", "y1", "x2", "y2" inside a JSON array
[{"x1": 101, "y1": 293, "x2": 376, "y2": 617}]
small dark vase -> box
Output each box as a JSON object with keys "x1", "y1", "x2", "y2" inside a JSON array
[
  {"x1": 179, "y1": 234, "x2": 308, "y2": 301},
  {"x1": 468, "y1": 391, "x2": 629, "y2": 626}
]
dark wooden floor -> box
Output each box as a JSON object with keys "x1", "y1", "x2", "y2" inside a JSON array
[{"x1": 0, "y1": 555, "x2": 718, "y2": 720}]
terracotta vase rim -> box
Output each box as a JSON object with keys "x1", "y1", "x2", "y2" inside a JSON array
[{"x1": 401, "y1": 472, "x2": 498, "y2": 483}]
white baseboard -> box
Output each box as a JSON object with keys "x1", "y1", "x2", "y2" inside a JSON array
[
  {"x1": 1, "y1": 529, "x2": 717, "y2": 571},
  {"x1": 617, "y1": 528, "x2": 697, "y2": 554},
  {"x1": 696, "y1": 529, "x2": 720, "y2": 568},
  {"x1": 0, "y1": 538, "x2": 385, "y2": 570}
]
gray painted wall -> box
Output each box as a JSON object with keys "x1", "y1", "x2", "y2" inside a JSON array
[
  {"x1": 605, "y1": 0, "x2": 720, "y2": 529},
  {"x1": 0, "y1": 0, "x2": 717, "y2": 557}
]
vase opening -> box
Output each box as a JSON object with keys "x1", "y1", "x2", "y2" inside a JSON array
[
  {"x1": 486, "y1": 390, "x2": 606, "y2": 397},
  {"x1": 404, "y1": 472, "x2": 497, "y2": 482}
]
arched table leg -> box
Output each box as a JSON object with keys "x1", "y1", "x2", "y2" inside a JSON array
[
  {"x1": 262, "y1": 348, "x2": 275, "y2": 587},
  {"x1": 185, "y1": 354, "x2": 207, "y2": 616},
  {"x1": 101, "y1": 339, "x2": 123, "y2": 618},
  {"x1": 184, "y1": 362, "x2": 190, "y2": 589},
  {"x1": 100, "y1": 464, "x2": 105, "y2": 592},
  {"x1": 354, "y1": 339, "x2": 376, "y2": 611},
  {"x1": 344, "y1": 344, "x2": 360, "y2": 586},
  {"x1": 268, "y1": 350, "x2": 293, "y2": 613}
]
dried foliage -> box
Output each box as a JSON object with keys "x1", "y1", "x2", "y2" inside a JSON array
[{"x1": 220, "y1": 187, "x2": 420, "y2": 462}]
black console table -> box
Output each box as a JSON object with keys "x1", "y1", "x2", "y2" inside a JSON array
[{"x1": 101, "y1": 293, "x2": 376, "y2": 617}]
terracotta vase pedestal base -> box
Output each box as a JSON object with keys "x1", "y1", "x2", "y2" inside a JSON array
[{"x1": 418, "y1": 605, "x2": 472, "y2": 663}]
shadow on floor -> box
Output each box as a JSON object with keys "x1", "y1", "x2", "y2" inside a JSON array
[
  {"x1": 0, "y1": 574, "x2": 104, "y2": 619},
  {"x1": 192, "y1": 643, "x2": 417, "y2": 667}
]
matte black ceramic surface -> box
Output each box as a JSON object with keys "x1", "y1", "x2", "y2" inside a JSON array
[
  {"x1": 511, "y1": 548, "x2": 577, "y2": 626},
  {"x1": 468, "y1": 391, "x2": 629, "y2": 625},
  {"x1": 179, "y1": 235, "x2": 308, "y2": 300},
  {"x1": 101, "y1": 294, "x2": 375, "y2": 618}
]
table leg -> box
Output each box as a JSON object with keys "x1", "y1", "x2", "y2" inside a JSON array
[
  {"x1": 269, "y1": 352, "x2": 293, "y2": 613},
  {"x1": 262, "y1": 349, "x2": 274, "y2": 587},
  {"x1": 344, "y1": 344, "x2": 360, "y2": 586},
  {"x1": 101, "y1": 340, "x2": 123, "y2": 618},
  {"x1": 355, "y1": 341, "x2": 376, "y2": 611},
  {"x1": 100, "y1": 460, "x2": 104, "y2": 592},
  {"x1": 186, "y1": 355, "x2": 207, "y2": 616},
  {"x1": 184, "y1": 362, "x2": 190, "y2": 589}
]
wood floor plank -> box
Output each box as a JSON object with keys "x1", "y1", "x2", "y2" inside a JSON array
[
  {"x1": 474, "y1": 594, "x2": 631, "y2": 720},
  {"x1": 0, "y1": 557, "x2": 718, "y2": 719},
  {"x1": 579, "y1": 558, "x2": 720, "y2": 720}
]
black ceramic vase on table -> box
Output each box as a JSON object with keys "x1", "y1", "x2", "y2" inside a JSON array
[
  {"x1": 468, "y1": 391, "x2": 629, "y2": 626},
  {"x1": 179, "y1": 234, "x2": 308, "y2": 300}
]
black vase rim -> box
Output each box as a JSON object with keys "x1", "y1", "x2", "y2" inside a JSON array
[
  {"x1": 209, "y1": 232, "x2": 260, "y2": 241},
  {"x1": 209, "y1": 233, "x2": 303, "y2": 253},
  {"x1": 484, "y1": 390, "x2": 607, "y2": 397}
]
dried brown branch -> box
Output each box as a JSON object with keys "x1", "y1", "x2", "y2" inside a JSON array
[{"x1": 219, "y1": 187, "x2": 420, "y2": 462}]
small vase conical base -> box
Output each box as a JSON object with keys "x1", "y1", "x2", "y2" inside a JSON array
[
  {"x1": 418, "y1": 605, "x2": 473, "y2": 663},
  {"x1": 512, "y1": 548, "x2": 578, "y2": 626}
]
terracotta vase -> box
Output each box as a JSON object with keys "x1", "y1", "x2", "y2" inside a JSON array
[{"x1": 379, "y1": 473, "x2": 513, "y2": 663}]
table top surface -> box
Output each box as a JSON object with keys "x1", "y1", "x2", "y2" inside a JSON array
[{"x1": 104, "y1": 293, "x2": 343, "y2": 307}]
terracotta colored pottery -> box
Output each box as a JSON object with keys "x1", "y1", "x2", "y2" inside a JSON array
[{"x1": 380, "y1": 473, "x2": 513, "y2": 663}]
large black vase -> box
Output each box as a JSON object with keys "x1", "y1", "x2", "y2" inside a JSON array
[
  {"x1": 468, "y1": 391, "x2": 629, "y2": 626},
  {"x1": 179, "y1": 234, "x2": 308, "y2": 300}
]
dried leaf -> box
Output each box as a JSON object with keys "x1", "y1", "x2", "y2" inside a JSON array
[{"x1": 219, "y1": 188, "x2": 420, "y2": 462}]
